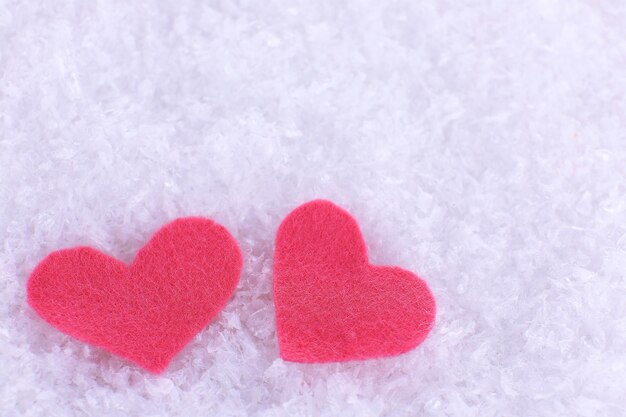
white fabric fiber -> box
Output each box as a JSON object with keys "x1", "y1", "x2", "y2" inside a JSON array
[{"x1": 1, "y1": 1, "x2": 625, "y2": 416}]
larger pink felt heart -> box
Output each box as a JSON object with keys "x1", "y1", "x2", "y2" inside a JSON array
[
  {"x1": 273, "y1": 200, "x2": 436, "y2": 362},
  {"x1": 27, "y1": 217, "x2": 242, "y2": 374}
]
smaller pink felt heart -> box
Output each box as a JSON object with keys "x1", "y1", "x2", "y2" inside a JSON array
[
  {"x1": 273, "y1": 200, "x2": 436, "y2": 362},
  {"x1": 27, "y1": 217, "x2": 242, "y2": 373}
]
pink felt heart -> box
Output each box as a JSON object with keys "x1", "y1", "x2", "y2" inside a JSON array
[
  {"x1": 27, "y1": 217, "x2": 242, "y2": 373},
  {"x1": 273, "y1": 200, "x2": 436, "y2": 362}
]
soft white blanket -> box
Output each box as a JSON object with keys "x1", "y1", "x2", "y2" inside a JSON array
[{"x1": 1, "y1": 1, "x2": 624, "y2": 416}]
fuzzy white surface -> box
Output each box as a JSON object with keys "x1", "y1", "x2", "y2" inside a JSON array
[{"x1": 1, "y1": 0, "x2": 625, "y2": 416}]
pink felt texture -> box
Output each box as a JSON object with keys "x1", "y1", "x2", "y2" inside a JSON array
[
  {"x1": 27, "y1": 217, "x2": 242, "y2": 374},
  {"x1": 273, "y1": 200, "x2": 436, "y2": 363}
]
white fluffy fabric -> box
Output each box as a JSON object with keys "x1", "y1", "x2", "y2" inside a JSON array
[{"x1": 1, "y1": 1, "x2": 625, "y2": 416}]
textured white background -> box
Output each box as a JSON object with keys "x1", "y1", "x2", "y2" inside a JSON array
[{"x1": 1, "y1": 1, "x2": 625, "y2": 416}]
